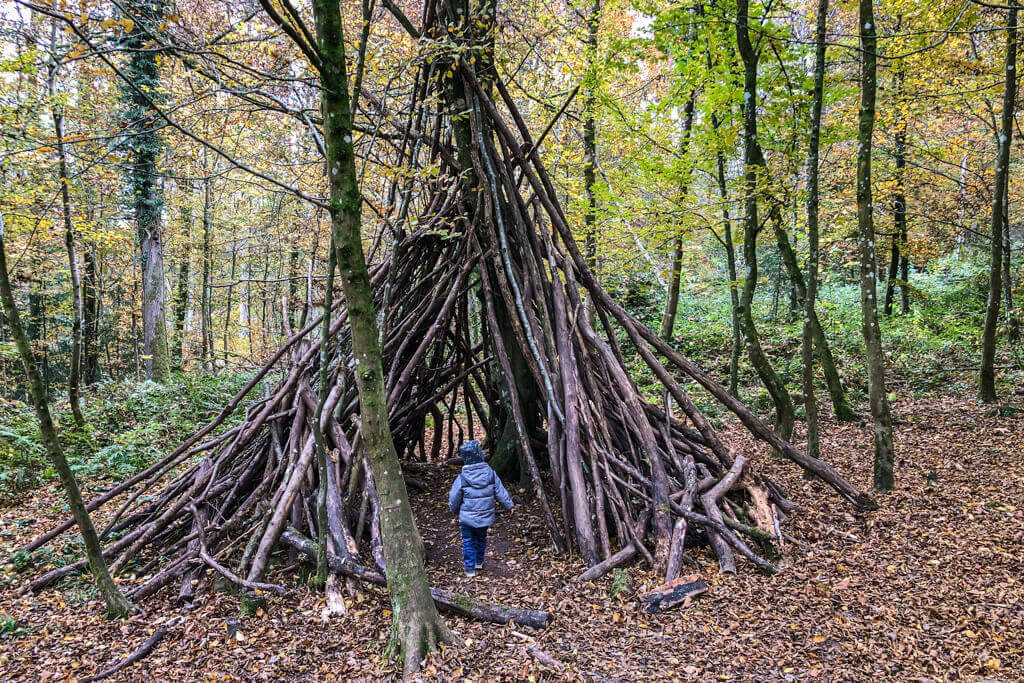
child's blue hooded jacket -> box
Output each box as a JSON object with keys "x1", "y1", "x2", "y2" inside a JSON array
[{"x1": 449, "y1": 441, "x2": 514, "y2": 528}]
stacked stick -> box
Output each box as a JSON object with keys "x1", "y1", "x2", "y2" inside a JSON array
[{"x1": 17, "y1": 24, "x2": 875, "y2": 607}]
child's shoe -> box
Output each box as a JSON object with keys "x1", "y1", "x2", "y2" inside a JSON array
[
  {"x1": 464, "y1": 569, "x2": 476, "y2": 578},
  {"x1": 474, "y1": 562, "x2": 483, "y2": 570}
]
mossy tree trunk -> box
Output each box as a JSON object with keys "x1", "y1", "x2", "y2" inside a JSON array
[
  {"x1": 981, "y1": 2, "x2": 1017, "y2": 402},
  {"x1": 884, "y1": 68, "x2": 908, "y2": 318},
  {"x1": 53, "y1": 104, "x2": 86, "y2": 428},
  {"x1": 123, "y1": 1, "x2": 170, "y2": 382},
  {"x1": 659, "y1": 94, "x2": 696, "y2": 342},
  {"x1": 200, "y1": 173, "x2": 214, "y2": 370},
  {"x1": 82, "y1": 242, "x2": 101, "y2": 384},
  {"x1": 857, "y1": 0, "x2": 896, "y2": 490},
  {"x1": 582, "y1": 0, "x2": 601, "y2": 327},
  {"x1": 0, "y1": 214, "x2": 133, "y2": 618},
  {"x1": 1003, "y1": 179, "x2": 1018, "y2": 339},
  {"x1": 311, "y1": 0, "x2": 453, "y2": 672},
  {"x1": 735, "y1": 0, "x2": 795, "y2": 442},
  {"x1": 803, "y1": 0, "x2": 828, "y2": 461},
  {"x1": 438, "y1": 0, "x2": 542, "y2": 483},
  {"x1": 709, "y1": 110, "x2": 741, "y2": 397},
  {"x1": 172, "y1": 189, "x2": 191, "y2": 372}
]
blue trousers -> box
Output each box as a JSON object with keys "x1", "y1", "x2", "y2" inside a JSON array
[{"x1": 459, "y1": 524, "x2": 488, "y2": 571}]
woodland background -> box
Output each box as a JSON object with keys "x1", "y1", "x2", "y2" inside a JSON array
[{"x1": 0, "y1": 0, "x2": 1022, "y2": 679}]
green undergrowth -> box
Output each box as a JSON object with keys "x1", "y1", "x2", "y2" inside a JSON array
[
  {"x1": 0, "y1": 372, "x2": 252, "y2": 503},
  {"x1": 643, "y1": 252, "x2": 1023, "y2": 416}
]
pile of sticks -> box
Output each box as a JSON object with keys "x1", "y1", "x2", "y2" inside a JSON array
[{"x1": 16, "y1": 26, "x2": 874, "y2": 607}]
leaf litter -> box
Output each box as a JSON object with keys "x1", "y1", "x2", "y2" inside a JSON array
[{"x1": 0, "y1": 395, "x2": 1021, "y2": 680}]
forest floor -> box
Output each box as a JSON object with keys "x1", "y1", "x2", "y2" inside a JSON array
[{"x1": 1, "y1": 394, "x2": 1022, "y2": 681}]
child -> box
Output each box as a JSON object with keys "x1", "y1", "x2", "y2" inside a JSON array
[{"x1": 448, "y1": 440, "x2": 515, "y2": 577}]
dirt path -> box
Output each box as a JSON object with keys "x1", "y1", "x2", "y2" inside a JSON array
[
  {"x1": 412, "y1": 464, "x2": 520, "y2": 581},
  {"x1": 1, "y1": 395, "x2": 1022, "y2": 680}
]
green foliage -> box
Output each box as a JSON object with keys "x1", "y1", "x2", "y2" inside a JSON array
[
  {"x1": 239, "y1": 592, "x2": 267, "y2": 617},
  {"x1": 632, "y1": 250, "x2": 1022, "y2": 409},
  {"x1": 0, "y1": 372, "x2": 251, "y2": 502},
  {"x1": 815, "y1": 253, "x2": 1021, "y2": 395},
  {"x1": 609, "y1": 568, "x2": 634, "y2": 599},
  {"x1": 0, "y1": 614, "x2": 32, "y2": 638}
]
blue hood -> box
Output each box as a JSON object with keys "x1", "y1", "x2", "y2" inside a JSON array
[{"x1": 459, "y1": 440, "x2": 486, "y2": 465}]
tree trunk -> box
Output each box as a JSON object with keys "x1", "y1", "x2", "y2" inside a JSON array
[
  {"x1": 772, "y1": 218, "x2": 857, "y2": 422},
  {"x1": 54, "y1": 107, "x2": 85, "y2": 427},
  {"x1": 439, "y1": 0, "x2": 544, "y2": 484},
  {"x1": 223, "y1": 240, "x2": 236, "y2": 367},
  {"x1": 735, "y1": 0, "x2": 795, "y2": 441},
  {"x1": 899, "y1": 242, "x2": 910, "y2": 314},
  {"x1": 287, "y1": 240, "x2": 301, "y2": 335},
  {"x1": 311, "y1": 0, "x2": 453, "y2": 673},
  {"x1": 1002, "y1": 176, "x2": 1018, "y2": 339},
  {"x1": 200, "y1": 175, "x2": 214, "y2": 370},
  {"x1": 857, "y1": 0, "x2": 896, "y2": 490},
  {"x1": 803, "y1": 0, "x2": 828, "y2": 461},
  {"x1": 124, "y1": 3, "x2": 170, "y2": 382},
  {"x1": 82, "y1": 242, "x2": 101, "y2": 384},
  {"x1": 583, "y1": 0, "x2": 601, "y2": 327},
  {"x1": 139, "y1": 216, "x2": 170, "y2": 382},
  {"x1": 981, "y1": 3, "x2": 1017, "y2": 403},
  {"x1": 659, "y1": 94, "x2": 696, "y2": 341},
  {"x1": 0, "y1": 214, "x2": 133, "y2": 618},
  {"x1": 885, "y1": 69, "x2": 907, "y2": 317},
  {"x1": 172, "y1": 191, "x2": 191, "y2": 372},
  {"x1": 710, "y1": 112, "x2": 741, "y2": 397}
]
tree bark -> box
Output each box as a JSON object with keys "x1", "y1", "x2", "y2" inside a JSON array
[
  {"x1": 899, "y1": 239, "x2": 910, "y2": 315},
  {"x1": 709, "y1": 111, "x2": 741, "y2": 397},
  {"x1": 223, "y1": 240, "x2": 237, "y2": 367},
  {"x1": 773, "y1": 219, "x2": 857, "y2": 422},
  {"x1": 439, "y1": 0, "x2": 543, "y2": 484},
  {"x1": 885, "y1": 68, "x2": 907, "y2": 317},
  {"x1": 124, "y1": 2, "x2": 170, "y2": 382},
  {"x1": 803, "y1": 0, "x2": 828, "y2": 461},
  {"x1": 735, "y1": 0, "x2": 795, "y2": 441},
  {"x1": 583, "y1": 0, "x2": 601, "y2": 327},
  {"x1": 82, "y1": 242, "x2": 101, "y2": 384},
  {"x1": 659, "y1": 94, "x2": 696, "y2": 341},
  {"x1": 857, "y1": 0, "x2": 896, "y2": 490},
  {"x1": 200, "y1": 174, "x2": 214, "y2": 370},
  {"x1": 311, "y1": 0, "x2": 453, "y2": 673},
  {"x1": 172, "y1": 190, "x2": 191, "y2": 372},
  {"x1": 53, "y1": 106, "x2": 85, "y2": 427},
  {"x1": 981, "y1": 2, "x2": 1017, "y2": 403},
  {"x1": 0, "y1": 214, "x2": 133, "y2": 618},
  {"x1": 1003, "y1": 178, "x2": 1018, "y2": 339}
]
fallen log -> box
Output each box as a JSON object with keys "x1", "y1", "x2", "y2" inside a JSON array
[
  {"x1": 577, "y1": 544, "x2": 638, "y2": 583},
  {"x1": 638, "y1": 575, "x2": 708, "y2": 614},
  {"x1": 281, "y1": 529, "x2": 550, "y2": 628}
]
